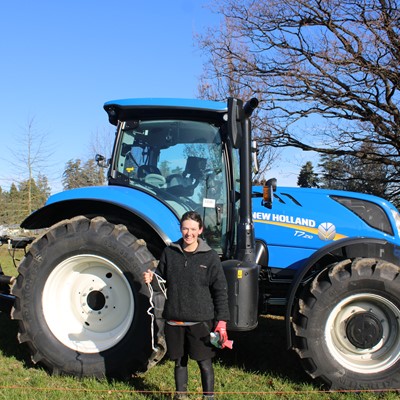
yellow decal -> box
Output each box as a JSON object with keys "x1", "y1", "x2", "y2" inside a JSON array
[
  {"x1": 253, "y1": 219, "x2": 347, "y2": 241},
  {"x1": 237, "y1": 270, "x2": 243, "y2": 279}
]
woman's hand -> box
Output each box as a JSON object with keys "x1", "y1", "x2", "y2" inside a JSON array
[
  {"x1": 214, "y1": 320, "x2": 228, "y2": 345},
  {"x1": 143, "y1": 269, "x2": 154, "y2": 284}
]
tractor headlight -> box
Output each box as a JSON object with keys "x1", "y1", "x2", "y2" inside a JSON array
[{"x1": 332, "y1": 196, "x2": 393, "y2": 236}]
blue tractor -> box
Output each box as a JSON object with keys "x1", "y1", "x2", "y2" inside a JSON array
[{"x1": 4, "y1": 97, "x2": 400, "y2": 389}]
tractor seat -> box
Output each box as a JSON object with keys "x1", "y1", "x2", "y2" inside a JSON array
[{"x1": 137, "y1": 165, "x2": 166, "y2": 188}]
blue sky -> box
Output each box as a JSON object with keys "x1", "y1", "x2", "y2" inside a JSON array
[{"x1": 0, "y1": 0, "x2": 300, "y2": 194}]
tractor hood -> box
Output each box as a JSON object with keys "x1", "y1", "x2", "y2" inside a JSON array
[{"x1": 252, "y1": 186, "x2": 400, "y2": 270}]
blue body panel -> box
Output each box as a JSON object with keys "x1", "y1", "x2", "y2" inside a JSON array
[
  {"x1": 47, "y1": 186, "x2": 182, "y2": 243},
  {"x1": 43, "y1": 184, "x2": 400, "y2": 271},
  {"x1": 252, "y1": 186, "x2": 400, "y2": 271}
]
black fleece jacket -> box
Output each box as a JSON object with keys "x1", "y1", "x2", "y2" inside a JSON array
[{"x1": 154, "y1": 238, "x2": 230, "y2": 323}]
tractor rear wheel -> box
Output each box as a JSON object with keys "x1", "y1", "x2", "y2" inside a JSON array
[{"x1": 11, "y1": 216, "x2": 165, "y2": 378}]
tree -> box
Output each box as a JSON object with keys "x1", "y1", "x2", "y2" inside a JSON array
[
  {"x1": 62, "y1": 160, "x2": 83, "y2": 190},
  {"x1": 197, "y1": 18, "x2": 277, "y2": 180},
  {"x1": 8, "y1": 117, "x2": 53, "y2": 215},
  {"x1": 297, "y1": 161, "x2": 319, "y2": 188},
  {"x1": 18, "y1": 175, "x2": 51, "y2": 213},
  {"x1": 87, "y1": 127, "x2": 115, "y2": 184},
  {"x1": 0, "y1": 183, "x2": 22, "y2": 224},
  {"x1": 0, "y1": 175, "x2": 51, "y2": 225},
  {"x1": 199, "y1": 0, "x2": 400, "y2": 198},
  {"x1": 0, "y1": 186, "x2": 4, "y2": 225},
  {"x1": 62, "y1": 159, "x2": 105, "y2": 190},
  {"x1": 88, "y1": 127, "x2": 114, "y2": 160},
  {"x1": 36, "y1": 174, "x2": 52, "y2": 207},
  {"x1": 318, "y1": 154, "x2": 348, "y2": 191},
  {"x1": 82, "y1": 159, "x2": 106, "y2": 187},
  {"x1": 319, "y1": 141, "x2": 390, "y2": 200}
]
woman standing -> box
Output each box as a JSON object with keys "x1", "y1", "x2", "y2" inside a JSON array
[{"x1": 143, "y1": 211, "x2": 230, "y2": 399}]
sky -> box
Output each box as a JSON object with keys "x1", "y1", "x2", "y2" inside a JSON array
[{"x1": 0, "y1": 0, "x2": 301, "y2": 195}]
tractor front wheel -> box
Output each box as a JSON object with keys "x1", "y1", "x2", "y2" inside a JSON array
[{"x1": 292, "y1": 257, "x2": 400, "y2": 390}]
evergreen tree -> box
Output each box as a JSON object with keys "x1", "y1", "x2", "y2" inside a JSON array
[
  {"x1": 62, "y1": 159, "x2": 84, "y2": 189},
  {"x1": 318, "y1": 154, "x2": 348, "y2": 191},
  {"x1": 36, "y1": 174, "x2": 51, "y2": 208},
  {"x1": 18, "y1": 179, "x2": 38, "y2": 217},
  {"x1": 3, "y1": 178, "x2": 49, "y2": 224},
  {"x1": 63, "y1": 159, "x2": 106, "y2": 190},
  {"x1": 4, "y1": 183, "x2": 24, "y2": 224},
  {"x1": 0, "y1": 186, "x2": 5, "y2": 224},
  {"x1": 319, "y1": 142, "x2": 389, "y2": 198},
  {"x1": 297, "y1": 161, "x2": 319, "y2": 188},
  {"x1": 0, "y1": 176, "x2": 51, "y2": 225},
  {"x1": 82, "y1": 159, "x2": 106, "y2": 187}
]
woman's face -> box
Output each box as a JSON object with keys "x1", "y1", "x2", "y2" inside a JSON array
[{"x1": 180, "y1": 218, "x2": 203, "y2": 248}]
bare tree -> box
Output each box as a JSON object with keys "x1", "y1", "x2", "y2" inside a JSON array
[
  {"x1": 88, "y1": 127, "x2": 115, "y2": 161},
  {"x1": 86, "y1": 127, "x2": 115, "y2": 184},
  {"x1": 9, "y1": 117, "x2": 54, "y2": 215},
  {"x1": 197, "y1": 17, "x2": 278, "y2": 180},
  {"x1": 199, "y1": 0, "x2": 400, "y2": 197}
]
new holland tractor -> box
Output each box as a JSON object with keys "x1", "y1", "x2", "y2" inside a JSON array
[{"x1": 1, "y1": 97, "x2": 400, "y2": 390}]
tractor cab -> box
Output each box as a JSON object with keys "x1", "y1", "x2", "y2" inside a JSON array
[{"x1": 103, "y1": 99, "x2": 240, "y2": 255}]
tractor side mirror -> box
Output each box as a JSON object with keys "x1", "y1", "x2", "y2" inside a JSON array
[
  {"x1": 95, "y1": 154, "x2": 110, "y2": 168},
  {"x1": 227, "y1": 97, "x2": 243, "y2": 149}
]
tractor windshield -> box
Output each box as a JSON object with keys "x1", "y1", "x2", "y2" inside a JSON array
[{"x1": 113, "y1": 119, "x2": 228, "y2": 252}]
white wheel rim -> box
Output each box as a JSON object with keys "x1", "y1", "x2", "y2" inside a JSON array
[
  {"x1": 325, "y1": 293, "x2": 400, "y2": 373},
  {"x1": 42, "y1": 254, "x2": 134, "y2": 353}
]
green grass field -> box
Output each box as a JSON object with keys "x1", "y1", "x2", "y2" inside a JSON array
[
  {"x1": 0, "y1": 247, "x2": 398, "y2": 399},
  {"x1": 0, "y1": 246, "x2": 22, "y2": 276}
]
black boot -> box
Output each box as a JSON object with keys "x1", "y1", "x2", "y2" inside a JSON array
[
  {"x1": 174, "y1": 356, "x2": 189, "y2": 399},
  {"x1": 198, "y1": 359, "x2": 214, "y2": 399}
]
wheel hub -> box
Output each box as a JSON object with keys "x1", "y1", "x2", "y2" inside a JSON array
[
  {"x1": 87, "y1": 290, "x2": 106, "y2": 311},
  {"x1": 346, "y1": 311, "x2": 383, "y2": 349}
]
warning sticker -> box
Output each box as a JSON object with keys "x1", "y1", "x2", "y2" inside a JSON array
[{"x1": 203, "y1": 198, "x2": 216, "y2": 208}]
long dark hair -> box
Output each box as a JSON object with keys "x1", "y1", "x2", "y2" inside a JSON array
[{"x1": 180, "y1": 211, "x2": 203, "y2": 229}]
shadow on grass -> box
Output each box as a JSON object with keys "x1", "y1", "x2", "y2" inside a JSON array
[
  {"x1": 0, "y1": 309, "x2": 168, "y2": 398},
  {"x1": 0, "y1": 310, "x2": 33, "y2": 367},
  {"x1": 128, "y1": 361, "x2": 173, "y2": 400},
  {"x1": 216, "y1": 314, "x2": 314, "y2": 386},
  {"x1": 0, "y1": 309, "x2": 314, "y2": 394},
  {"x1": 1, "y1": 308, "x2": 171, "y2": 397}
]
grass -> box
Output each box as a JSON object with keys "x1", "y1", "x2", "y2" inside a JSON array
[
  {"x1": 0, "y1": 247, "x2": 399, "y2": 399},
  {"x1": 0, "y1": 246, "x2": 22, "y2": 276}
]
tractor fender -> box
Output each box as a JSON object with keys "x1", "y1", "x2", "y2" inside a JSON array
[
  {"x1": 21, "y1": 186, "x2": 182, "y2": 246},
  {"x1": 285, "y1": 236, "x2": 400, "y2": 348}
]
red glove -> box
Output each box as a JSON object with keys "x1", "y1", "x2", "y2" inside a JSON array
[{"x1": 214, "y1": 321, "x2": 228, "y2": 346}]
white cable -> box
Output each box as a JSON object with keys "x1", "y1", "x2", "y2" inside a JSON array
[
  {"x1": 147, "y1": 272, "x2": 167, "y2": 351},
  {"x1": 153, "y1": 272, "x2": 167, "y2": 299}
]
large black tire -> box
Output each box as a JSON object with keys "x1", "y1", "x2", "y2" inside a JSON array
[
  {"x1": 292, "y1": 257, "x2": 400, "y2": 390},
  {"x1": 11, "y1": 216, "x2": 165, "y2": 378}
]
